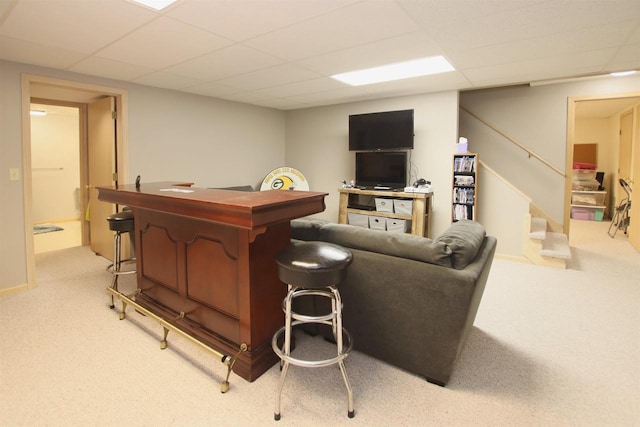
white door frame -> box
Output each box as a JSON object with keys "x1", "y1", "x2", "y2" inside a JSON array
[
  {"x1": 21, "y1": 74, "x2": 128, "y2": 290},
  {"x1": 566, "y1": 91, "x2": 640, "y2": 238}
]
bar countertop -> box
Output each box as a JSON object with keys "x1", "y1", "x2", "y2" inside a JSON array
[{"x1": 97, "y1": 181, "x2": 328, "y2": 229}]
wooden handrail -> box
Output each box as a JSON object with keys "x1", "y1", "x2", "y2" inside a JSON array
[{"x1": 460, "y1": 105, "x2": 565, "y2": 177}]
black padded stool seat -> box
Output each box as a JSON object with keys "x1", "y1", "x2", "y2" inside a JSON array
[
  {"x1": 107, "y1": 211, "x2": 134, "y2": 233},
  {"x1": 275, "y1": 241, "x2": 352, "y2": 289}
]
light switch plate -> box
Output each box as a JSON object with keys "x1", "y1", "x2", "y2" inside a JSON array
[{"x1": 9, "y1": 168, "x2": 20, "y2": 181}]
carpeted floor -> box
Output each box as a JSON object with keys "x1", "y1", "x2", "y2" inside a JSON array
[{"x1": 0, "y1": 220, "x2": 638, "y2": 426}]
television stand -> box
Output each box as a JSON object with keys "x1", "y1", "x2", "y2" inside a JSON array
[{"x1": 338, "y1": 188, "x2": 432, "y2": 238}]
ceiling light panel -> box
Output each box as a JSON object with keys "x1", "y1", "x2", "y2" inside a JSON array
[
  {"x1": 332, "y1": 56, "x2": 455, "y2": 86},
  {"x1": 130, "y1": 0, "x2": 179, "y2": 11}
]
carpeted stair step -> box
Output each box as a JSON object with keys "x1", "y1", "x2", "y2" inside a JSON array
[
  {"x1": 529, "y1": 217, "x2": 547, "y2": 240},
  {"x1": 540, "y1": 232, "x2": 572, "y2": 260}
]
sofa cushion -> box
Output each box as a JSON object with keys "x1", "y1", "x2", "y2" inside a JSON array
[
  {"x1": 434, "y1": 220, "x2": 486, "y2": 269},
  {"x1": 318, "y1": 223, "x2": 453, "y2": 268},
  {"x1": 291, "y1": 218, "x2": 329, "y2": 241}
]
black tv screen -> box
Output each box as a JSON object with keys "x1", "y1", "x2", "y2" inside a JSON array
[
  {"x1": 355, "y1": 151, "x2": 407, "y2": 189},
  {"x1": 349, "y1": 109, "x2": 414, "y2": 151}
]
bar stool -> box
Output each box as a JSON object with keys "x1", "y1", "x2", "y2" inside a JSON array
[
  {"x1": 272, "y1": 241, "x2": 354, "y2": 421},
  {"x1": 106, "y1": 210, "x2": 136, "y2": 308}
]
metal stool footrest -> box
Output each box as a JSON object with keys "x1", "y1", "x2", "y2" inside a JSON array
[{"x1": 272, "y1": 323, "x2": 353, "y2": 368}]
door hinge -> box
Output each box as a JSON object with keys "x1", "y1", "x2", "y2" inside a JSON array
[
  {"x1": 112, "y1": 173, "x2": 118, "y2": 182},
  {"x1": 112, "y1": 110, "x2": 117, "y2": 120}
]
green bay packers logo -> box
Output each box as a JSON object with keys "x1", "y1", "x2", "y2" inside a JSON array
[{"x1": 261, "y1": 167, "x2": 309, "y2": 191}]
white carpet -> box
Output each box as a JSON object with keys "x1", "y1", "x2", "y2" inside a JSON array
[{"x1": 1, "y1": 220, "x2": 638, "y2": 426}]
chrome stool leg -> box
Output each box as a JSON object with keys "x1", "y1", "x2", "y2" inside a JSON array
[
  {"x1": 109, "y1": 231, "x2": 122, "y2": 308},
  {"x1": 274, "y1": 286, "x2": 294, "y2": 421},
  {"x1": 331, "y1": 286, "x2": 354, "y2": 418}
]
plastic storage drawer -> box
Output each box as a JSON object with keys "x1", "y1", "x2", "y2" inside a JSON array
[
  {"x1": 572, "y1": 169, "x2": 597, "y2": 181},
  {"x1": 571, "y1": 191, "x2": 605, "y2": 206},
  {"x1": 571, "y1": 206, "x2": 605, "y2": 221}
]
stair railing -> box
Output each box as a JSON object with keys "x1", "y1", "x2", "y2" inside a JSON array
[{"x1": 460, "y1": 105, "x2": 566, "y2": 178}]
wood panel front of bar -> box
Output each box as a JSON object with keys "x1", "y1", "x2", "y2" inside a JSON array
[{"x1": 98, "y1": 182, "x2": 327, "y2": 382}]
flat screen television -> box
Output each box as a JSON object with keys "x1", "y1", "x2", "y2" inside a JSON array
[
  {"x1": 349, "y1": 109, "x2": 414, "y2": 151},
  {"x1": 355, "y1": 151, "x2": 407, "y2": 189}
]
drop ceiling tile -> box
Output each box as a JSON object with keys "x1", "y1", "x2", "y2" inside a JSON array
[
  {"x1": 410, "y1": 1, "x2": 640, "y2": 52},
  {"x1": 465, "y1": 48, "x2": 618, "y2": 87},
  {"x1": 607, "y1": 43, "x2": 640, "y2": 71},
  {"x1": 0, "y1": 0, "x2": 156, "y2": 53},
  {"x1": 216, "y1": 63, "x2": 322, "y2": 91},
  {"x1": 165, "y1": 44, "x2": 283, "y2": 81},
  {"x1": 626, "y1": 24, "x2": 640, "y2": 43},
  {"x1": 69, "y1": 56, "x2": 155, "y2": 81},
  {"x1": 252, "y1": 98, "x2": 312, "y2": 111},
  {"x1": 297, "y1": 31, "x2": 442, "y2": 75},
  {"x1": 167, "y1": 0, "x2": 355, "y2": 41},
  {"x1": 244, "y1": 1, "x2": 421, "y2": 61},
  {"x1": 450, "y1": 21, "x2": 638, "y2": 70},
  {"x1": 257, "y1": 78, "x2": 345, "y2": 98},
  {"x1": 181, "y1": 81, "x2": 241, "y2": 98},
  {"x1": 96, "y1": 17, "x2": 233, "y2": 69},
  {"x1": 284, "y1": 84, "x2": 371, "y2": 105},
  {"x1": 0, "y1": 36, "x2": 86, "y2": 69},
  {"x1": 220, "y1": 91, "x2": 274, "y2": 104},
  {"x1": 133, "y1": 71, "x2": 205, "y2": 90}
]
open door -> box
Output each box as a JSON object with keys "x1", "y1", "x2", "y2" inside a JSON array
[{"x1": 88, "y1": 96, "x2": 117, "y2": 259}]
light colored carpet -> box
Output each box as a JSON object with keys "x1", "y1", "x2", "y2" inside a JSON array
[{"x1": 1, "y1": 220, "x2": 638, "y2": 426}]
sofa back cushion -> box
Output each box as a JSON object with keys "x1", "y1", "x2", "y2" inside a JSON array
[
  {"x1": 318, "y1": 223, "x2": 453, "y2": 268},
  {"x1": 291, "y1": 218, "x2": 328, "y2": 241},
  {"x1": 434, "y1": 220, "x2": 486, "y2": 269}
]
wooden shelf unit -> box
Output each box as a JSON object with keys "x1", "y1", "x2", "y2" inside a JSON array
[
  {"x1": 452, "y1": 153, "x2": 478, "y2": 222},
  {"x1": 338, "y1": 188, "x2": 432, "y2": 238}
]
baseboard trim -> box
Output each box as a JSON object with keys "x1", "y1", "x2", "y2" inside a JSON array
[
  {"x1": 0, "y1": 283, "x2": 29, "y2": 297},
  {"x1": 495, "y1": 253, "x2": 532, "y2": 263}
]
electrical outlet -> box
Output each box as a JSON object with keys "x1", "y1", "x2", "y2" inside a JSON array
[{"x1": 9, "y1": 168, "x2": 20, "y2": 181}]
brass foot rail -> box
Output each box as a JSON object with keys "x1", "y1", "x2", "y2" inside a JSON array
[{"x1": 106, "y1": 286, "x2": 247, "y2": 393}]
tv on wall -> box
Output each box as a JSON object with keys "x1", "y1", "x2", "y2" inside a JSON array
[
  {"x1": 349, "y1": 109, "x2": 414, "y2": 151},
  {"x1": 355, "y1": 151, "x2": 407, "y2": 190}
]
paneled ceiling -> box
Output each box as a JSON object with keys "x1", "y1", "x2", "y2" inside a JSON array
[{"x1": 2, "y1": 0, "x2": 639, "y2": 111}]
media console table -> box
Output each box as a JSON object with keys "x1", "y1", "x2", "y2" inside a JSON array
[
  {"x1": 98, "y1": 182, "x2": 327, "y2": 390},
  {"x1": 338, "y1": 188, "x2": 433, "y2": 238}
]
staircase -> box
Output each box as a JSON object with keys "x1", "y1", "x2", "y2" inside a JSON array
[{"x1": 524, "y1": 214, "x2": 571, "y2": 269}]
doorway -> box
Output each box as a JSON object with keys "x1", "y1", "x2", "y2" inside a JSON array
[
  {"x1": 21, "y1": 74, "x2": 128, "y2": 290},
  {"x1": 30, "y1": 101, "x2": 83, "y2": 253},
  {"x1": 566, "y1": 93, "x2": 640, "y2": 253}
]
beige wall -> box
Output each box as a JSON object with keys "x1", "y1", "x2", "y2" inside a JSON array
[
  {"x1": 285, "y1": 90, "x2": 459, "y2": 238},
  {"x1": 0, "y1": 59, "x2": 286, "y2": 292},
  {"x1": 460, "y1": 75, "x2": 640, "y2": 224},
  {"x1": 3, "y1": 56, "x2": 640, "y2": 291}
]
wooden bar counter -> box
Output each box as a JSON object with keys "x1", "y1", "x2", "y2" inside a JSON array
[{"x1": 98, "y1": 182, "x2": 327, "y2": 382}]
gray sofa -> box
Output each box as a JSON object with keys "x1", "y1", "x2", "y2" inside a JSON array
[{"x1": 290, "y1": 218, "x2": 497, "y2": 386}]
